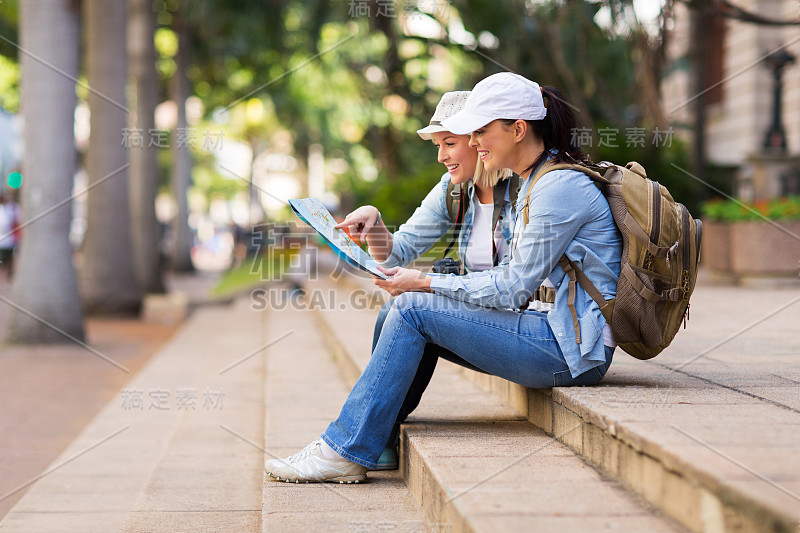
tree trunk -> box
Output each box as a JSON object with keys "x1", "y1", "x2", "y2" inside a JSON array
[
  {"x1": 79, "y1": 0, "x2": 142, "y2": 314},
  {"x1": 128, "y1": 0, "x2": 165, "y2": 293},
  {"x1": 6, "y1": 0, "x2": 85, "y2": 342},
  {"x1": 371, "y1": 9, "x2": 405, "y2": 180},
  {"x1": 690, "y1": 5, "x2": 710, "y2": 178},
  {"x1": 169, "y1": 13, "x2": 194, "y2": 272},
  {"x1": 540, "y1": 18, "x2": 597, "y2": 133}
]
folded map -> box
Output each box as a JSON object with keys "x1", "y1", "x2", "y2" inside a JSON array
[{"x1": 289, "y1": 198, "x2": 387, "y2": 279}]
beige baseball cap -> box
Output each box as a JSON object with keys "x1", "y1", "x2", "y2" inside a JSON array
[{"x1": 416, "y1": 91, "x2": 471, "y2": 140}]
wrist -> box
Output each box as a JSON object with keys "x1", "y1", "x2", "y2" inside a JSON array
[{"x1": 419, "y1": 274, "x2": 432, "y2": 292}]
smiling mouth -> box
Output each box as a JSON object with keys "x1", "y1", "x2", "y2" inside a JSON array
[
  {"x1": 446, "y1": 164, "x2": 459, "y2": 172},
  {"x1": 478, "y1": 151, "x2": 489, "y2": 161}
]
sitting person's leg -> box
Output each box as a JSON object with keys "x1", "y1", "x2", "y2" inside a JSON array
[
  {"x1": 373, "y1": 298, "x2": 488, "y2": 454},
  {"x1": 267, "y1": 292, "x2": 611, "y2": 481},
  {"x1": 323, "y1": 292, "x2": 607, "y2": 469}
]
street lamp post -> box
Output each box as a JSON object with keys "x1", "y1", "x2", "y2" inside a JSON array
[{"x1": 763, "y1": 48, "x2": 796, "y2": 153}]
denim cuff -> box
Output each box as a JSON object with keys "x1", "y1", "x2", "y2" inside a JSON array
[{"x1": 320, "y1": 433, "x2": 376, "y2": 470}]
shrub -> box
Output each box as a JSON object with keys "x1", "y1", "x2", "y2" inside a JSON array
[{"x1": 701, "y1": 196, "x2": 800, "y2": 221}]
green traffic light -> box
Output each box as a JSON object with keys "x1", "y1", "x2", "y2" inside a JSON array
[{"x1": 7, "y1": 172, "x2": 22, "y2": 189}]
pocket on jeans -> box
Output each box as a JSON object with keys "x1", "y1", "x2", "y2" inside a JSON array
[
  {"x1": 553, "y1": 365, "x2": 604, "y2": 387},
  {"x1": 552, "y1": 369, "x2": 572, "y2": 387}
]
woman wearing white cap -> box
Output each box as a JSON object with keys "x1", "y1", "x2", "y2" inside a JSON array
[
  {"x1": 334, "y1": 91, "x2": 518, "y2": 470},
  {"x1": 266, "y1": 73, "x2": 622, "y2": 484},
  {"x1": 333, "y1": 90, "x2": 516, "y2": 275}
]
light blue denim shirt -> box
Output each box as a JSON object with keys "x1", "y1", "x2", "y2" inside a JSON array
[
  {"x1": 429, "y1": 165, "x2": 623, "y2": 378},
  {"x1": 379, "y1": 173, "x2": 516, "y2": 271}
]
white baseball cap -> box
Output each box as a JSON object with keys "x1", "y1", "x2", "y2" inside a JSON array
[
  {"x1": 416, "y1": 91, "x2": 471, "y2": 140},
  {"x1": 440, "y1": 72, "x2": 546, "y2": 135}
]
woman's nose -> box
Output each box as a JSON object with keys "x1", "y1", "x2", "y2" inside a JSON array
[
  {"x1": 437, "y1": 147, "x2": 447, "y2": 163},
  {"x1": 469, "y1": 133, "x2": 478, "y2": 148}
]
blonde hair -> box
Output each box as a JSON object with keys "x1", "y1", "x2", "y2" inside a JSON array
[
  {"x1": 472, "y1": 158, "x2": 512, "y2": 189},
  {"x1": 431, "y1": 134, "x2": 512, "y2": 188}
]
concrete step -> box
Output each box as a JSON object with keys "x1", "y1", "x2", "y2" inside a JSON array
[
  {"x1": 0, "y1": 298, "x2": 267, "y2": 532},
  {"x1": 455, "y1": 284, "x2": 800, "y2": 533},
  {"x1": 261, "y1": 288, "x2": 428, "y2": 532},
  {"x1": 305, "y1": 273, "x2": 688, "y2": 532}
]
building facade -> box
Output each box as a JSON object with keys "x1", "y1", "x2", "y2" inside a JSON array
[{"x1": 662, "y1": 0, "x2": 799, "y2": 187}]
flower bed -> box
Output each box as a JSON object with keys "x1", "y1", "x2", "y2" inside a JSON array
[{"x1": 701, "y1": 197, "x2": 800, "y2": 277}]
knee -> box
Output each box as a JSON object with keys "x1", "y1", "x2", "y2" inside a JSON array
[
  {"x1": 392, "y1": 291, "x2": 431, "y2": 316},
  {"x1": 384, "y1": 292, "x2": 437, "y2": 333}
]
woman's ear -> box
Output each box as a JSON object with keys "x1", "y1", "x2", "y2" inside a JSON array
[{"x1": 513, "y1": 120, "x2": 528, "y2": 143}]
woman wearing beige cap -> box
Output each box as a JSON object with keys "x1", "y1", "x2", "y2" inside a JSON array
[
  {"x1": 334, "y1": 90, "x2": 516, "y2": 274},
  {"x1": 333, "y1": 91, "x2": 517, "y2": 470},
  {"x1": 266, "y1": 73, "x2": 622, "y2": 484}
]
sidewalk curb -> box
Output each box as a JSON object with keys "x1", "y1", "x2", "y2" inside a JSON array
[{"x1": 461, "y1": 371, "x2": 800, "y2": 533}]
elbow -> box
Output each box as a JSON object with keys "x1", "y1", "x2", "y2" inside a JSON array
[{"x1": 499, "y1": 279, "x2": 533, "y2": 309}]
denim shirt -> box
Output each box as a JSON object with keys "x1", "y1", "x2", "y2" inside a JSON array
[
  {"x1": 429, "y1": 166, "x2": 623, "y2": 378},
  {"x1": 379, "y1": 173, "x2": 516, "y2": 271}
]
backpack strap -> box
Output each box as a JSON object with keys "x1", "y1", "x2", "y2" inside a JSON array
[
  {"x1": 508, "y1": 173, "x2": 520, "y2": 212},
  {"x1": 491, "y1": 179, "x2": 506, "y2": 230},
  {"x1": 445, "y1": 179, "x2": 462, "y2": 224},
  {"x1": 488, "y1": 175, "x2": 520, "y2": 266},
  {"x1": 521, "y1": 162, "x2": 605, "y2": 226},
  {"x1": 443, "y1": 180, "x2": 465, "y2": 259},
  {"x1": 558, "y1": 256, "x2": 615, "y2": 345},
  {"x1": 518, "y1": 162, "x2": 615, "y2": 340},
  {"x1": 491, "y1": 174, "x2": 520, "y2": 229}
]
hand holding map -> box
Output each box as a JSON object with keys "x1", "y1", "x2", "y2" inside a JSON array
[{"x1": 289, "y1": 198, "x2": 388, "y2": 279}]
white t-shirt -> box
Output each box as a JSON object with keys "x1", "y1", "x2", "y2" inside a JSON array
[
  {"x1": 603, "y1": 324, "x2": 616, "y2": 348},
  {"x1": 464, "y1": 201, "x2": 508, "y2": 272}
]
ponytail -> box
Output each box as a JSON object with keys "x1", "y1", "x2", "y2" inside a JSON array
[{"x1": 504, "y1": 86, "x2": 590, "y2": 177}]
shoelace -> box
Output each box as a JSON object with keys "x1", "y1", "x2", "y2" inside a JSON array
[{"x1": 287, "y1": 438, "x2": 321, "y2": 464}]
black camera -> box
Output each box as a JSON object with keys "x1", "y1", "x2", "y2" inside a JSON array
[{"x1": 432, "y1": 257, "x2": 462, "y2": 275}]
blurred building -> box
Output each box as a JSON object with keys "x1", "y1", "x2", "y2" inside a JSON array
[{"x1": 662, "y1": 0, "x2": 800, "y2": 199}]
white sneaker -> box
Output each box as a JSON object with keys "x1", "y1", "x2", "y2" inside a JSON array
[{"x1": 265, "y1": 439, "x2": 368, "y2": 484}]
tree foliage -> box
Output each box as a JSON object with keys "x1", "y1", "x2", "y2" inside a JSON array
[{"x1": 1, "y1": 0, "x2": 701, "y2": 223}]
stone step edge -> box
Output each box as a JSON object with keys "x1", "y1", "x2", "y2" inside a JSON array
[
  {"x1": 310, "y1": 305, "x2": 363, "y2": 389},
  {"x1": 458, "y1": 370, "x2": 797, "y2": 533},
  {"x1": 310, "y1": 302, "x2": 692, "y2": 533}
]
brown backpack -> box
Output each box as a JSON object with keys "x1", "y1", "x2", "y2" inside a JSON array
[{"x1": 522, "y1": 161, "x2": 702, "y2": 360}]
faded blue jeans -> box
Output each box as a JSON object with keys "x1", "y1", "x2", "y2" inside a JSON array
[{"x1": 322, "y1": 292, "x2": 613, "y2": 469}]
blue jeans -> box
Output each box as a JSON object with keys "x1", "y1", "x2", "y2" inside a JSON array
[
  {"x1": 370, "y1": 298, "x2": 486, "y2": 449},
  {"x1": 322, "y1": 292, "x2": 614, "y2": 469}
]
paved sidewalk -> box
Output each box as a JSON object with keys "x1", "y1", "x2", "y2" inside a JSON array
[
  {"x1": 0, "y1": 296, "x2": 267, "y2": 532},
  {"x1": 0, "y1": 272, "x2": 217, "y2": 523},
  {"x1": 0, "y1": 285, "x2": 178, "y2": 520},
  {"x1": 0, "y1": 276, "x2": 427, "y2": 532}
]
